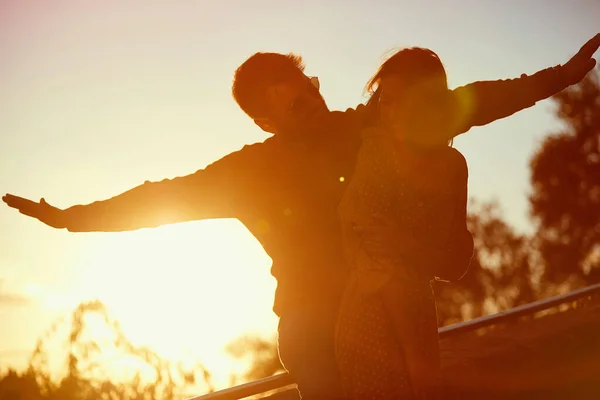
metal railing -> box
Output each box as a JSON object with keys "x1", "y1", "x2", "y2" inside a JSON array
[{"x1": 187, "y1": 283, "x2": 600, "y2": 400}]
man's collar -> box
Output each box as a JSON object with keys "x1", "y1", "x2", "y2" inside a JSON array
[{"x1": 276, "y1": 109, "x2": 362, "y2": 145}]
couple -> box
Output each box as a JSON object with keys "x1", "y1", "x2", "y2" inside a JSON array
[{"x1": 3, "y1": 35, "x2": 599, "y2": 399}]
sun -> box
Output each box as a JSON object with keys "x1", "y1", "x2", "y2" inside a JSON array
[{"x1": 73, "y1": 218, "x2": 279, "y2": 388}]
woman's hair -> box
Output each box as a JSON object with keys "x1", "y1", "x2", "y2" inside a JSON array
[
  {"x1": 364, "y1": 47, "x2": 453, "y2": 146},
  {"x1": 366, "y1": 47, "x2": 447, "y2": 95}
]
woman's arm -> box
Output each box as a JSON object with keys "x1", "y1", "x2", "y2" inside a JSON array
[
  {"x1": 450, "y1": 34, "x2": 600, "y2": 137},
  {"x1": 430, "y1": 151, "x2": 473, "y2": 281}
]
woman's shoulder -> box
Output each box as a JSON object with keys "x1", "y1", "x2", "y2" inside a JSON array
[
  {"x1": 443, "y1": 147, "x2": 468, "y2": 178},
  {"x1": 445, "y1": 146, "x2": 467, "y2": 163}
]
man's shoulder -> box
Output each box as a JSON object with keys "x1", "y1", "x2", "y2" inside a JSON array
[
  {"x1": 322, "y1": 106, "x2": 366, "y2": 140},
  {"x1": 204, "y1": 137, "x2": 278, "y2": 172},
  {"x1": 336, "y1": 104, "x2": 366, "y2": 125},
  {"x1": 236, "y1": 137, "x2": 278, "y2": 156}
]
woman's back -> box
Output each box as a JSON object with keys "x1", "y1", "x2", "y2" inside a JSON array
[{"x1": 338, "y1": 127, "x2": 467, "y2": 279}]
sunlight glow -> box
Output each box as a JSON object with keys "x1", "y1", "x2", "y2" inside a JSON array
[
  {"x1": 73, "y1": 219, "x2": 278, "y2": 387},
  {"x1": 24, "y1": 283, "x2": 76, "y2": 311}
]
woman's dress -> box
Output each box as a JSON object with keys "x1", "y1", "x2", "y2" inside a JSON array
[{"x1": 335, "y1": 127, "x2": 469, "y2": 399}]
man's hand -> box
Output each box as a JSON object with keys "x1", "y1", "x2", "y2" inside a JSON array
[
  {"x1": 353, "y1": 214, "x2": 418, "y2": 261},
  {"x1": 354, "y1": 225, "x2": 399, "y2": 260},
  {"x1": 2, "y1": 194, "x2": 67, "y2": 229},
  {"x1": 562, "y1": 33, "x2": 600, "y2": 86}
]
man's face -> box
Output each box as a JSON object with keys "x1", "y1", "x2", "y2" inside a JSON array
[{"x1": 256, "y1": 73, "x2": 329, "y2": 136}]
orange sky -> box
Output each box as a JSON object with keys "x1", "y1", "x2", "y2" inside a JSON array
[{"x1": 0, "y1": 0, "x2": 598, "y2": 391}]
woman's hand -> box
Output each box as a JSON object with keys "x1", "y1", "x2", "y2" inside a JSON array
[{"x1": 562, "y1": 33, "x2": 600, "y2": 86}]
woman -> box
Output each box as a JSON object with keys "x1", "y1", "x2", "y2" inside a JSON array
[{"x1": 335, "y1": 48, "x2": 474, "y2": 399}]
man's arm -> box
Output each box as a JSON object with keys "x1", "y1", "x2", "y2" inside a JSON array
[
  {"x1": 451, "y1": 33, "x2": 600, "y2": 137},
  {"x1": 356, "y1": 221, "x2": 472, "y2": 281},
  {"x1": 64, "y1": 167, "x2": 236, "y2": 232},
  {"x1": 386, "y1": 221, "x2": 473, "y2": 282},
  {"x1": 3, "y1": 144, "x2": 260, "y2": 232}
]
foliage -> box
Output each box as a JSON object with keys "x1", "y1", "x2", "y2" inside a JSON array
[
  {"x1": 530, "y1": 66, "x2": 600, "y2": 286},
  {"x1": 0, "y1": 300, "x2": 213, "y2": 400}
]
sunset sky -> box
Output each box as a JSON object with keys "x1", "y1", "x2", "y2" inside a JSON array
[{"x1": 1, "y1": 0, "x2": 599, "y2": 391}]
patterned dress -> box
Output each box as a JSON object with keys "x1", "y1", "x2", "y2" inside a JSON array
[{"x1": 335, "y1": 127, "x2": 469, "y2": 399}]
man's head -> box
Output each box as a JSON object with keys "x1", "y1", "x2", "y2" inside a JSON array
[{"x1": 232, "y1": 52, "x2": 329, "y2": 136}]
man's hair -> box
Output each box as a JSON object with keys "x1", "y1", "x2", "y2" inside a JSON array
[{"x1": 232, "y1": 52, "x2": 305, "y2": 119}]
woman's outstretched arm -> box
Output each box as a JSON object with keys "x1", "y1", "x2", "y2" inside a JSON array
[{"x1": 450, "y1": 33, "x2": 600, "y2": 137}]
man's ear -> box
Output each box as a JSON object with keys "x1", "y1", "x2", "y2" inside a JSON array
[{"x1": 254, "y1": 118, "x2": 277, "y2": 134}]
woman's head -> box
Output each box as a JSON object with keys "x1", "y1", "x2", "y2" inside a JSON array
[{"x1": 366, "y1": 48, "x2": 452, "y2": 144}]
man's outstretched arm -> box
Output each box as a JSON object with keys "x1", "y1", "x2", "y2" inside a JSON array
[
  {"x1": 451, "y1": 33, "x2": 600, "y2": 136},
  {"x1": 3, "y1": 146, "x2": 255, "y2": 232}
]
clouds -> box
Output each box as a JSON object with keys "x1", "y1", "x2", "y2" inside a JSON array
[
  {"x1": 0, "y1": 278, "x2": 32, "y2": 307},
  {"x1": 0, "y1": 291, "x2": 30, "y2": 305}
]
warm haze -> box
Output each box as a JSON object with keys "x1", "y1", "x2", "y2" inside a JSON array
[{"x1": 1, "y1": 0, "x2": 599, "y2": 390}]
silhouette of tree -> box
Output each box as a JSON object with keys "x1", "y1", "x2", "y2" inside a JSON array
[
  {"x1": 0, "y1": 370, "x2": 42, "y2": 400},
  {"x1": 0, "y1": 299, "x2": 214, "y2": 400},
  {"x1": 530, "y1": 66, "x2": 600, "y2": 287},
  {"x1": 225, "y1": 335, "x2": 283, "y2": 384}
]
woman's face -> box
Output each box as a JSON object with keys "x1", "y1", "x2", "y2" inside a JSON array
[{"x1": 378, "y1": 75, "x2": 451, "y2": 144}]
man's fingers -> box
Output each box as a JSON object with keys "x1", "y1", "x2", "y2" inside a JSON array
[
  {"x1": 353, "y1": 226, "x2": 397, "y2": 243},
  {"x1": 371, "y1": 213, "x2": 400, "y2": 230},
  {"x1": 2, "y1": 194, "x2": 17, "y2": 203},
  {"x1": 3, "y1": 193, "x2": 62, "y2": 226},
  {"x1": 353, "y1": 225, "x2": 383, "y2": 235},
  {"x1": 2, "y1": 194, "x2": 40, "y2": 213},
  {"x1": 2, "y1": 194, "x2": 27, "y2": 208},
  {"x1": 4, "y1": 194, "x2": 28, "y2": 202}
]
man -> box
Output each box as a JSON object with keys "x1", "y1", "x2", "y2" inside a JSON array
[{"x1": 4, "y1": 34, "x2": 599, "y2": 400}]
